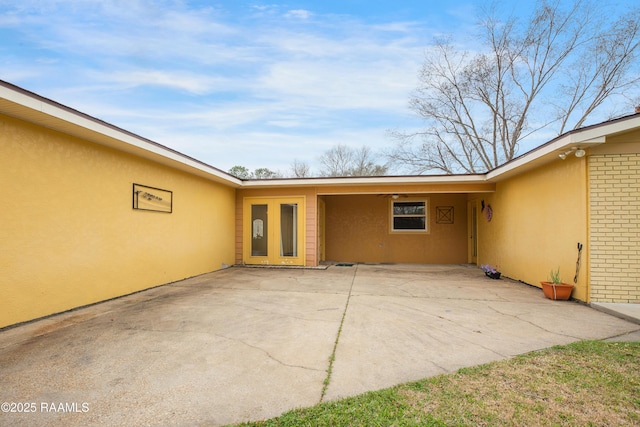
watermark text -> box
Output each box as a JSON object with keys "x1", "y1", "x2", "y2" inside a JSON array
[{"x1": 1, "y1": 402, "x2": 89, "y2": 413}]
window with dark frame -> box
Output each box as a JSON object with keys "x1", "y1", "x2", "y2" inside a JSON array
[{"x1": 391, "y1": 200, "x2": 427, "y2": 232}]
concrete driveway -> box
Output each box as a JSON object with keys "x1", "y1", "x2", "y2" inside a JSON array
[{"x1": 1, "y1": 264, "x2": 638, "y2": 426}]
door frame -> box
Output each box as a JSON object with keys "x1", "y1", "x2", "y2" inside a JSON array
[
  {"x1": 467, "y1": 199, "x2": 478, "y2": 264},
  {"x1": 317, "y1": 197, "x2": 326, "y2": 263},
  {"x1": 243, "y1": 196, "x2": 306, "y2": 266}
]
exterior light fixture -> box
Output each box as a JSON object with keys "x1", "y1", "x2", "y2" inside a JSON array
[
  {"x1": 558, "y1": 147, "x2": 586, "y2": 159},
  {"x1": 391, "y1": 194, "x2": 399, "y2": 199}
]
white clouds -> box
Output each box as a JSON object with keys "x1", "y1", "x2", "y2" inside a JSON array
[
  {"x1": 257, "y1": 58, "x2": 416, "y2": 112},
  {"x1": 97, "y1": 69, "x2": 230, "y2": 94},
  {"x1": 0, "y1": 0, "x2": 435, "y2": 171},
  {"x1": 285, "y1": 9, "x2": 313, "y2": 20}
]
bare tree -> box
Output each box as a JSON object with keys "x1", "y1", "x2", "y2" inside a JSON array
[
  {"x1": 350, "y1": 146, "x2": 389, "y2": 176},
  {"x1": 319, "y1": 144, "x2": 389, "y2": 176},
  {"x1": 318, "y1": 144, "x2": 354, "y2": 176},
  {"x1": 557, "y1": 9, "x2": 640, "y2": 131},
  {"x1": 389, "y1": 0, "x2": 640, "y2": 174},
  {"x1": 290, "y1": 159, "x2": 311, "y2": 177}
]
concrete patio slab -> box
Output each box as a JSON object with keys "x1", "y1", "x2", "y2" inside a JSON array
[
  {"x1": 323, "y1": 265, "x2": 638, "y2": 401},
  {"x1": 592, "y1": 302, "x2": 640, "y2": 325},
  {"x1": 0, "y1": 264, "x2": 638, "y2": 426}
]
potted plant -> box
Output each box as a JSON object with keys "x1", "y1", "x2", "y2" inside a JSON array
[
  {"x1": 481, "y1": 264, "x2": 501, "y2": 280},
  {"x1": 541, "y1": 268, "x2": 574, "y2": 300}
]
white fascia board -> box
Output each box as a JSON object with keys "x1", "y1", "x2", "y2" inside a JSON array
[
  {"x1": 241, "y1": 174, "x2": 487, "y2": 187},
  {"x1": 486, "y1": 134, "x2": 573, "y2": 181},
  {"x1": 569, "y1": 115, "x2": 640, "y2": 142},
  {"x1": 487, "y1": 114, "x2": 640, "y2": 181}
]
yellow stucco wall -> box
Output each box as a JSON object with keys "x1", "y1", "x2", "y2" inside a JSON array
[
  {"x1": 477, "y1": 156, "x2": 589, "y2": 301},
  {"x1": 324, "y1": 194, "x2": 468, "y2": 264},
  {"x1": 1, "y1": 114, "x2": 236, "y2": 328}
]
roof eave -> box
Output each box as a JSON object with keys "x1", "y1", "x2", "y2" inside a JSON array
[
  {"x1": 0, "y1": 81, "x2": 242, "y2": 187},
  {"x1": 487, "y1": 114, "x2": 640, "y2": 182},
  {"x1": 4, "y1": 80, "x2": 639, "y2": 191},
  {"x1": 241, "y1": 174, "x2": 487, "y2": 187}
]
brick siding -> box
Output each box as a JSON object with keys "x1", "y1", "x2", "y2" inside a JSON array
[{"x1": 589, "y1": 154, "x2": 640, "y2": 302}]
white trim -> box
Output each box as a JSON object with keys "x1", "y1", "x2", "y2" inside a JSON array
[
  {"x1": 3, "y1": 80, "x2": 640, "y2": 190},
  {"x1": 390, "y1": 198, "x2": 429, "y2": 233},
  {"x1": 242, "y1": 174, "x2": 487, "y2": 187},
  {"x1": 487, "y1": 115, "x2": 640, "y2": 181}
]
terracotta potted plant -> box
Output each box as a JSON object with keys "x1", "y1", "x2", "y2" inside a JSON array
[{"x1": 541, "y1": 268, "x2": 574, "y2": 300}]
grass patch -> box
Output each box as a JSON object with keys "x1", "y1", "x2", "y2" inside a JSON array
[{"x1": 231, "y1": 340, "x2": 640, "y2": 427}]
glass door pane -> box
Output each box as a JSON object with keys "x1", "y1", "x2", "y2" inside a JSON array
[
  {"x1": 251, "y1": 204, "x2": 268, "y2": 256},
  {"x1": 280, "y1": 203, "x2": 298, "y2": 257}
]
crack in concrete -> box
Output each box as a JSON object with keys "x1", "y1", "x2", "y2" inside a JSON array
[
  {"x1": 122, "y1": 325, "x2": 325, "y2": 373},
  {"x1": 486, "y1": 303, "x2": 583, "y2": 340},
  {"x1": 376, "y1": 280, "x2": 418, "y2": 297},
  {"x1": 382, "y1": 300, "x2": 510, "y2": 358},
  {"x1": 349, "y1": 290, "x2": 509, "y2": 303},
  {"x1": 429, "y1": 359, "x2": 451, "y2": 374},
  {"x1": 319, "y1": 264, "x2": 358, "y2": 403},
  {"x1": 399, "y1": 280, "x2": 509, "y2": 302},
  {"x1": 226, "y1": 302, "x2": 342, "y2": 324},
  {"x1": 211, "y1": 285, "x2": 353, "y2": 298},
  {"x1": 605, "y1": 328, "x2": 640, "y2": 340},
  {"x1": 396, "y1": 296, "x2": 584, "y2": 353},
  {"x1": 215, "y1": 333, "x2": 326, "y2": 373}
]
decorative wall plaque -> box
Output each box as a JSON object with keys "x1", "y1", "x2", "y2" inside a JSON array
[
  {"x1": 485, "y1": 204, "x2": 493, "y2": 222},
  {"x1": 436, "y1": 206, "x2": 454, "y2": 224},
  {"x1": 133, "y1": 183, "x2": 172, "y2": 213}
]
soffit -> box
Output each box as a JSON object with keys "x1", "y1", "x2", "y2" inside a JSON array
[{"x1": 241, "y1": 175, "x2": 495, "y2": 194}]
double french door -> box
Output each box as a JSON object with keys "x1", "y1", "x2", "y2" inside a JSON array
[{"x1": 243, "y1": 197, "x2": 305, "y2": 265}]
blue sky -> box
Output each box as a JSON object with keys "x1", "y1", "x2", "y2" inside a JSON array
[{"x1": 0, "y1": 0, "x2": 636, "y2": 175}]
